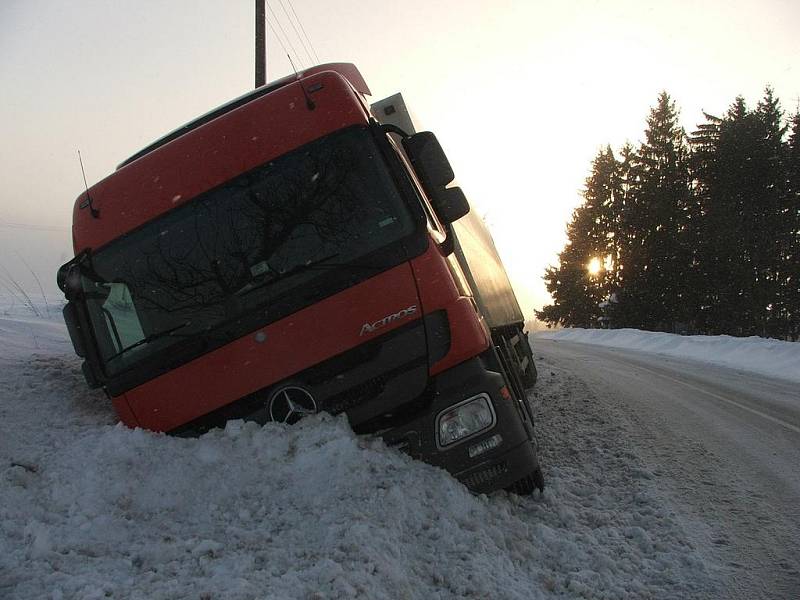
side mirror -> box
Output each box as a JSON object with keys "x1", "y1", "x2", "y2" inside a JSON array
[
  {"x1": 432, "y1": 187, "x2": 470, "y2": 224},
  {"x1": 57, "y1": 250, "x2": 92, "y2": 301},
  {"x1": 62, "y1": 285, "x2": 104, "y2": 388},
  {"x1": 402, "y1": 132, "x2": 454, "y2": 192},
  {"x1": 57, "y1": 264, "x2": 83, "y2": 301},
  {"x1": 62, "y1": 303, "x2": 86, "y2": 357}
]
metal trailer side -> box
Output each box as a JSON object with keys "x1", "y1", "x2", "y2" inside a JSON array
[
  {"x1": 371, "y1": 92, "x2": 535, "y2": 387},
  {"x1": 451, "y1": 207, "x2": 537, "y2": 389},
  {"x1": 371, "y1": 93, "x2": 524, "y2": 329},
  {"x1": 450, "y1": 208, "x2": 524, "y2": 331}
]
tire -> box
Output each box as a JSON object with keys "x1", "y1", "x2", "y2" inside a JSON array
[{"x1": 505, "y1": 467, "x2": 545, "y2": 496}]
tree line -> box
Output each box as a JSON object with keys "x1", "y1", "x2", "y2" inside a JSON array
[{"x1": 537, "y1": 89, "x2": 800, "y2": 340}]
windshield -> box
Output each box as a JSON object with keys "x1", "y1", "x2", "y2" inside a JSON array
[{"x1": 80, "y1": 126, "x2": 415, "y2": 376}]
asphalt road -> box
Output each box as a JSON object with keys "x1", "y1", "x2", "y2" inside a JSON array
[{"x1": 535, "y1": 339, "x2": 800, "y2": 600}]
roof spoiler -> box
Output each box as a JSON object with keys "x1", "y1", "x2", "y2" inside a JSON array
[{"x1": 117, "y1": 63, "x2": 370, "y2": 170}]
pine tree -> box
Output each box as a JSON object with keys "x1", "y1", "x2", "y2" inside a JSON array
[
  {"x1": 537, "y1": 148, "x2": 620, "y2": 328},
  {"x1": 785, "y1": 111, "x2": 800, "y2": 339},
  {"x1": 702, "y1": 91, "x2": 790, "y2": 336},
  {"x1": 754, "y1": 87, "x2": 788, "y2": 336},
  {"x1": 618, "y1": 92, "x2": 693, "y2": 331},
  {"x1": 613, "y1": 142, "x2": 645, "y2": 327},
  {"x1": 704, "y1": 96, "x2": 760, "y2": 334},
  {"x1": 607, "y1": 143, "x2": 634, "y2": 295},
  {"x1": 541, "y1": 89, "x2": 797, "y2": 337},
  {"x1": 688, "y1": 111, "x2": 723, "y2": 332}
]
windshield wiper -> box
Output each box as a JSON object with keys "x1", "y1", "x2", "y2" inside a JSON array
[{"x1": 105, "y1": 321, "x2": 192, "y2": 362}]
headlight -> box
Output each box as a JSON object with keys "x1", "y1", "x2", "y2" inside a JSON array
[{"x1": 437, "y1": 394, "x2": 496, "y2": 447}]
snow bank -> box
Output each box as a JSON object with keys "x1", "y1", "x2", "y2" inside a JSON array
[
  {"x1": 1, "y1": 316, "x2": 718, "y2": 599},
  {"x1": 535, "y1": 328, "x2": 800, "y2": 383}
]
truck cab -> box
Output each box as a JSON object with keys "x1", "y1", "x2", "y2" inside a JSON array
[{"x1": 58, "y1": 63, "x2": 543, "y2": 494}]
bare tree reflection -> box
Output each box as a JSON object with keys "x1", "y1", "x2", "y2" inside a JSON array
[{"x1": 115, "y1": 135, "x2": 363, "y2": 328}]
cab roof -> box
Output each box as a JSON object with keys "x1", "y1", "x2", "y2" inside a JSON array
[{"x1": 117, "y1": 63, "x2": 370, "y2": 170}]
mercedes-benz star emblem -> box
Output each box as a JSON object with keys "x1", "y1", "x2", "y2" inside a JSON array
[{"x1": 268, "y1": 386, "x2": 318, "y2": 425}]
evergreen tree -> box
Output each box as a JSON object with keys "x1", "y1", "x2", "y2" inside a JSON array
[
  {"x1": 541, "y1": 89, "x2": 798, "y2": 338},
  {"x1": 617, "y1": 92, "x2": 693, "y2": 331},
  {"x1": 702, "y1": 97, "x2": 760, "y2": 334},
  {"x1": 612, "y1": 142, "x2": 646, "y2": 327},
  {"x1": 701, "y1": 91, "x2": 790, "y2": 336},
  {"x1": 754, "y1": 87, "x2": 788, "y2": 336},
  {"x1": 688, "y1": 111, "x2": 723, "y2": 332},
  {"x1": 608, "y1": 143, "x2": 635, "y2": 295},
  {"x1": 785, "y1": 111, "x2": 800, "y2": 339},
  {"x1": 538, "y1": 147, "x2": 620, "y2": 327}
]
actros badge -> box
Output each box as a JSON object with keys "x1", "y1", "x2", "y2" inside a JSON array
[
  {"x1": 268, "y1": 386, "x2": 318, "y2": 425},
  {"x1": 360, "y1": 304, "x2": 417, "y2": 336}
]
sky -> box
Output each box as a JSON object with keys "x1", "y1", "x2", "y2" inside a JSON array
[{"x1": 1, "y1": 0, "x2": 799, "y2": 318}]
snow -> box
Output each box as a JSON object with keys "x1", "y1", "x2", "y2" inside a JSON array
[
  {"x1": 535, "y1": 328, "x2": 800, "y2": 384},
  {"x1": 1, "y1": 301, "x2": 720, "y2": 598}
]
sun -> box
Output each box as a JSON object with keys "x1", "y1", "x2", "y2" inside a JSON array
[{"x1": 587, "y1": 257, "x2": 602, "y2": 276}]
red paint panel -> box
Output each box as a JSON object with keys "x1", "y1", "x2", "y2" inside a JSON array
[
  {"x1": 121, "y1": 262, "x2": 420, "y2": 432},
  {"x1": 73, "y1": 72, "x2": 369, "y2": 253},
  {"x1": 409, "y1": 242, "x2": 490, "y2": 375},
  {"x1": 252, "y1": 62, "x2": 371, "y2": 97},
  {"x1": 431, "y1": 296, "x2": 491, "y2": 374},
  {"x1": 111, "y1": 394, "x2": 139, "y2": 428}
]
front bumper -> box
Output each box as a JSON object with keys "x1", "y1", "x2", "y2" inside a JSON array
[{"x1": 381, "y1": 352, "x2": 539, "y2": 494}]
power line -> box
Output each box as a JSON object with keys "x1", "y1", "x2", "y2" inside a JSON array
[
  {"x1": 0, "y1": 218, "x2": 69, "y2": 233},
  {"x1": 277, "y1": 0, "x2": 314, "y2": 66},
  {"x1": 265, "y1": 18, "x2": 294, "y2": 69},
  {"x1": 284, "y1": 0, "x2": 320, "y2": 64},
  {"x1": 266, "y1": 2, "x2": 304, "y2": 69}
]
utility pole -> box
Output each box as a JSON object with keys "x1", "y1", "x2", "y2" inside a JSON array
[{"x1": 255, "y1": 0, "x2": 266, "y2": 87}]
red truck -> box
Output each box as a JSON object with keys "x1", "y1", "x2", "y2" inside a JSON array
[{"x1": 57, "y1": 63, "x2": 543, "y2": 494}]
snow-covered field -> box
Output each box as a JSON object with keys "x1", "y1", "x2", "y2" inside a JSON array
[
  {"x1": 1, "y1": 304, "x2": 720, "y2": 599},
  {"x1": 536, "y1": 328, "x2": 800, "y2": 384}
]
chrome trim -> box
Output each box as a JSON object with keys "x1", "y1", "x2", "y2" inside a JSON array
[{"x1": 268, "y1": 385, "x2": 318, "y2": 424}]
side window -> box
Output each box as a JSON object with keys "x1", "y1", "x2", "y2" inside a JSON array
[
  {"x1": 386, "y1": 135, "x2": 446, "y2": 237},
  {"x1": 101, "y1": 283, "x2": 145, "y2": 351},
  {"x1": 83, "y1": 280, "x2": 146, "y2": 361}
]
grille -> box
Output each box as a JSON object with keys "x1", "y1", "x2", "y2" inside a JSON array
[
  {"x1": 322, "y1": 374, "x2": 389, "y2": 414},
  {"x1": 461, "y1": 462, "x2": 508, "y2": 490},
  {"x1": 170, "y1": 319, "x2": 425, "y2": 436}
]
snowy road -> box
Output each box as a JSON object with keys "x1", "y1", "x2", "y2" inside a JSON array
[{"x1": 536, "y1": 339, "x2": 800, "y2": 600}]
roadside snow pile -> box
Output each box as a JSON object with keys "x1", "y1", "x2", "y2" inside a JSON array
[
  {"x1": 1, "y1": 314, "x2": 719, "y2": 599},
  {"x1": 536, "y1": 328, "x2": 800, "y2": 383}
]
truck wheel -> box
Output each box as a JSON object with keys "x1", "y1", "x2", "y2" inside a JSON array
[{"x1": 505, "y1": 467, "x2": 545, "y2": 496}]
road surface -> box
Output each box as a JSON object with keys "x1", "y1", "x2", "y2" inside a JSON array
[{"x1": 535, "y1": 339, "x2": 800, "y2": 600}]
